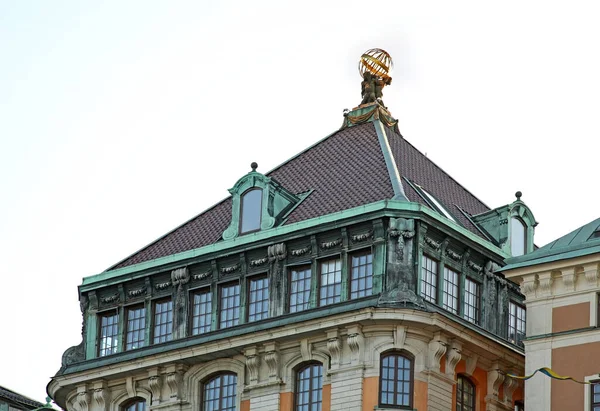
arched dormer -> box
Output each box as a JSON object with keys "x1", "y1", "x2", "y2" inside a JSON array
[{"x1": 222, "y1": 162, "x2": 301, "y2": 240}]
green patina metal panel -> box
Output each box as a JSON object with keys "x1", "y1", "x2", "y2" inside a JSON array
[{"x1": 85, "y1": 314, "x2": 97, "y2": 360}]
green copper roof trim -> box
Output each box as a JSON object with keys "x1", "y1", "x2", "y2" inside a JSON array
[
  {"x1": 82, "y1": 201, "x2": 509, "y2": 289},
  {"x1": 502, "y1": 243, "x2": 600, "y2": 271},
  {"x1": 373, "y1": 119, "x2": 408, "y2": 201}
]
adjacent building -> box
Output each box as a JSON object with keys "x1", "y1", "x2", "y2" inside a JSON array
[
  {"x1": 48, "y1": 88, "x2": 533, "y2": 410},
  {"x1": 503, "y1": 217, "x2": 600, "y2": 411},
  {"x1": 0, "y1": 386, "x2": 46, "y2": 411}
]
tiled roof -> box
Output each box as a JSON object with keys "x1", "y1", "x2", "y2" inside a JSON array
[
  {"x1": 0, "y1": 386, "x2": 45, "y2": 409},
  {"x1": 110, "y1": 121, "x2": 491, "y2": 270}
]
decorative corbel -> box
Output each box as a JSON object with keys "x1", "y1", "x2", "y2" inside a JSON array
[
  {"x1": 300, "y1": 339, "x2": 312, "y2": 362},
  {"x1": 584, "y1": 264, "x2": 599, "y2": 285},
  {"x1": 164, "y1": 364, "x2": 187, "y2": 400},
  {"x1": 76, "y1": 387, "x2": 90, "y2": 411},
  {"x1": 503, "y1": 373, "x2": 517, "y2": 404},
  {"x1": 445, "y1": 340, "x2": 462, "y2": 377},
  {"x1": 263, "y1": 342, "x2": 281, "y2": 383},
  {"x1": 464, "y1": 354, "x2": 478, "y2": 377},
  {"x1": 487, "y1": 363, "x2": 505, "y2": 400},
  {"x1": 393, "y1": 325, "x2": 407, "y2": 349},
  {"x1": 427, "y1": 332, "x2": 448, "y2": 372},
  {"x1": 537, "y1": 272, "x2": 553, "y2": 294},
  {"x1": 326, "y1": 329, "x2": 342, "y2": 369},
  {"x1": 245, "y1": 346, "x2": 260, "y2": 385},
  {"x1": 346, "y1": 325, "x2": 363, "y2": 365},
  {"x1": 561, "y1": 268, "x2": 576, "y2": 292},
  {"x1": 147, "y1": 369, "x2": 162, "y2": 405},
  {"x1": 520, "y1": 274, "x2": 538, "y2": 296},
  {"x1": 91, "y1": 381, "x2": 109, "y2": 411},
  {"x1": 125, "y1": 376, "x2": 137, "y2": 399}
]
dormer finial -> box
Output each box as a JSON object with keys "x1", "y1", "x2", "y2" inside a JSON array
[
  {"x1": 515, "y1": 191, "x2": 522, "y2": 201},
  {"x1": 251, "y1": 162, "x2": 258, "y2": 172}
]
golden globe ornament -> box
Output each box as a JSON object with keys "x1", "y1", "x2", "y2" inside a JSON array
[{"x1": 358, "y1": 48, "x2": 393, "y2": 80}]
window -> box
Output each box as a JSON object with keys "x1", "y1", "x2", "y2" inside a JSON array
[
  {"x1": 592, "y1": 383, "x2": 600, "y2": 411},
  {"x1": 240, "y1": 188, "x2": 262, "y2": 234},
  {"x1": 290, "y1": 266, "x2": 311, "y2": 313},
  {"x1": 456, "y1": 375, "x2": 475, "y2": 411},
  {"x1": 350, "y1": 252, "x2": 373, "y2": 299},
  {"x1": 379, "y1": 352, "x2": 413, "y2": 408},
  {"x1": 319, "y1": 259, "x2": 342, "y2": 306},
  {"x1": 153, "y1": 300, "x2": 173, "y2": 344},
  {"x1": 415, "y1": 183, "x2": 457, "y2": 222},
  {"x1": 248, "y1": 276, "x2": 269, "y2": 322},
  {"x1": 203, "y1": 373, "x2": 237, "y2": 411},
  {"x1": 126, "y1": 306, "x2": 145, "y2": 350},
  {"x1": 514, "y1": 400, "x2": 524, "y2": 411},
  {"x1": 124, "y1": 399, "x2": 146, "y2": 411},
  {"x1": 511, "y1": 217, "x2": 526, "y2": 257},
  {"x1": 463, "y1": 278, "x2": 480, "y2": 324},
  {"x1": 421, "y1": 256, "x2": 438, "y2": 303},
  {"x1": 98, "y1": 311, "x2": 119, "y2": 357},
  {"x1": 442, "y1": 267, "x2": 459, "y2": 314},
  {"x1": 191, "y1": 288, "x2": 212, "y2": 335},
  {"x1": 219, "y1": 283, "x2": 240, "y2": 328},
  {"x1": 296, "y1": 363, "x2": 323, "y2": 411},
  {"x1": 508, "y1": 302, "x2": 526, "y2": 346}
]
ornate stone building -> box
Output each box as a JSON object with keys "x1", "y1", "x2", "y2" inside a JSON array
[
  {"x1": 503, "y1": 217, "x2": 600, "y2": 411},
  {"x1": 48, "y1": 96, "x2": 534, "y2": 410}
]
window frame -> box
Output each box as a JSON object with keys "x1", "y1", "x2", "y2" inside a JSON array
[
  {"x1": 125, "y1": 304, "x2": 146, "y2": 351},
  {"x1": 508, "y1": 301, "x2": 526, "y2": 347},
  {"x1": 511, "y1": 216, "x2": 527, "y2": 257},
  {"x1": 456, "y1": 375, "x2": 476, "y2": 411},
  {"x1": 201, "y1": 372, "x2": 238, "y2": 411},
  {"x1": 219, "y1": 281, "x2": 241, "y2": 329},
  {"x1": 421, "y1": 255, "x2": 439, "y2": 303},
  {"x1": 463, "y1": 277, "x2": 481, "y2": 325},
  {"x1": 379, "y1": 350, "x2": 414, "y2": 409},
  {"x1": 247, "y1": 274, "x2": 269, "y2": 322},
  {"x1": 592, "y1": 380, "x2": 600, "y2": 411},
  {"x1": 239, "y1": 188, "x2": 263, "y2": 235},
  {"x1": 122, "y1": 398, "x2": 146, "y2": 411},
  {"x1": 289, "y1": 265, "x2": 312, "y2": 313},
  {"x1": 152, "y1": 298, "x2": 173, "y2": 344},
  {"x1": 98, "y1": 309, "x2": 119, "y2": 357},
  {"x1": 294, "y1": 362, "x2": 323, "y2": 411},
  {"x1": 349, "y1": 249, "x2": 374, "y2": 299},
  {"x1": 190, "y1": 287, "x2": 212, "y2": 336},
  {"x1": 318, "y1": 257, "x2": 342, "y2": 307},
  {"x1": 442, "y1": 266, "x2": 459, "y2": 314}
]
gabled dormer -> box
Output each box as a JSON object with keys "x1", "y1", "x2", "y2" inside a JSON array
[
  {"x1": 222, "y1": 162, "x2": 302, "y2": 240},
  {"x1": 471, "y1": 191, "x2": 537, "y2": 257}
]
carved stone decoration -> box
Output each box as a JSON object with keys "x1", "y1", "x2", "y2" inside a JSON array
[
  {"x1": 300, "y1": 338, "x2": 312, "y2": 362},
  {"x1": 351, "y1": 230, "x2": 373, "y2": 243},
  {"x1": 464, "y1": 354, "x2": 478, "y2": 377},
  {"x1": 155, "y1": 281, "x2": 171, "y2": 291},
  {"x1": 59, "y1": 295, "x2": 88, "y2": 371},
  {"x1": 193, "y1": 271, "x2": 212, "y2": 281},
  {"x1": 290, "y1": 246, "x2": 311, "y2": 257},
  {"x1": 561, "y1": 268, "x2": 576, "y2": 291},
  {"x1": 171, "y1": 267, "x2": 190, "y2": 339},
  {"x1": 76, "y1": 391, "x2": 90, "y2": 411},
  {"x1": 483, "y1": 262, "x2": 499, "y2": 333},
  {"x1": 100, "y1": 294, "x2": 119, "y2": 304},
  {"x1": 249, "y1": 257, "x2": 268, "y2": 267},
  {"x1": 467, "y1": 260, "x2": 483, "y2": 272},
  {"x1": 498, "y1": 282, "x2": 509, "y2": 339},
  {"x1": 445, "y1": 340, "x2": 462, "y2": 377},
  {"x1": 445, "y1": 249, "x2": 463, "y2": 262},
  {"x1": 503, "y1": 374, "x2": 517, "y2": 404},
  {"x1": 128, "y1": 287, "x2": 146, "y2": 298},
  {"x1": 263, "y1": 342, "x2": 281, "y2": 383},
  {"x1": 424, "y1": 237, "x2": 441, "y2": 250},
  {"x1": 92, "y1": 388, "x2": 109, "y2": 411},
  {"x1": 320, "y1": 239, "x2": 342, "y2": 250},
  {"x1": 326, "y1": 330, "x2": 342, "y2": 368},
  {"x1": 148, "y1": 376, "x2": 162, "y2": 405},
  {"x1": 245, "y1": 346, "x2": 260, "y2": 385},
  {"x1": 166, "y1": 372, "x2": 183, "y2": 400},
  {"x1": 394, "y1": 325, "x2": 407, "y2": 349},
  {"x1": 379, "y1": 218, "x2": 426, "y2": 308},
  {"x1": 486, "y1": 363, "x2": 505, "y2": 400},
  {"x1": 268, "y1": 243, "x2": 287, "y2": 317},
  {"x1": 427, "y1": 332, "x2": 448, "y2": 372},
  {"x1": 520, "y1": 274, "x2": 538, "y2": 296},
  {"x1": 126, "y1": 376, "x2": 137, "y2": 399},
  {"x1": 537, "y1": 272, "x2": 553, "y2": 294},
  {"x1": 346, "y1": 325, "x2": 363, "y2": 364},
  {"x1": 221, "y1": 264, "x2": 240, "y2": 275},
  {"x1": 584, "y1": 265, "x2": 599, "y2": 285}
]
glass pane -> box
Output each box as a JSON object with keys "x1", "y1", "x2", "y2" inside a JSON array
[
  {"x1": 240, "y1": 189, "x2": 262, "y2": 233},
  {"x1": 511, "y1": 217, "x2": 526, "y2": 256}
]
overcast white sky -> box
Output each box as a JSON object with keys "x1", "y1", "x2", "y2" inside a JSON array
[{"x1": 1, "y1": 1, "x2": 599, "y2": 402}]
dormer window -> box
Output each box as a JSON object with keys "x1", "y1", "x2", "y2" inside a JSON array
[
  {"x1": 511, "y1": 217, "x2": 526, "y2": 257},
  {"x1": 240, "y1": 188, "x2": 262, "y2": 234}
]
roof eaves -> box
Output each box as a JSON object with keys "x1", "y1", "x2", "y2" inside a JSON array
[{"x1": 502, "y1": 242, "x2": 600, "y2": 271}]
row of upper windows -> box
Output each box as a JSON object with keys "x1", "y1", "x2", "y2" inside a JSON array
[
  {"x1": 118, "y1": 352, "x2": 523, "y2": 411},
  {"x1": 98, "y1": 252, "x2": 374, "y2": 357},
  {"x1": 421, "y1": 255, "x2": 526, "y2": 346}
]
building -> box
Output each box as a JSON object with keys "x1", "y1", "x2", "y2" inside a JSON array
[
  {"x1": 48, "y1": 70, "x2": 533, "y2": 411},
  {"x1": 503, "y1": 217, "x2": 600, "y2": 411},
  {"x1": 0, "y1": 386, "x2": 46, "y2": 411}
]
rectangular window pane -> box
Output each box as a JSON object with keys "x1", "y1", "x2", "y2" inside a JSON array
[
  {"x1": 442, "y1": 267, "x2": 459, "y2": 314},
  {"x1": 220, "y1": 283, "x2": 240, "y2": 328},
  {"x1": 248, "y1": 276, "x2": 269, "y2": 322},
  {"x1": 98, "y1": 312, "x2": 119, "y2": 357},
  {"x1": 350, "y1": 253, "x2": 373, "y2": 299},
  {"x1": 126, "y1": 306, "x2": 145, "y2": 350},
  {"x1": 320, "y1": 259, "x2": 342, "y2": 306},
  {"x1": 463, "y1": 278, "x2": 480, "y2": 324},
  {"x1": 508, "y1": 301, "x2": 526, "y2": 346},
  {"x1": 191, "y1": 288, "x2": 212, "y2": 335},
  {"x1": 153, "y1": 300, "x2": 173, "y2": 344},
  {"x1": 290, "y1": 267, "x2": 311, "y2": 313},
  {"x1": 421, "y1": 256, "x2": 438, "y2": 303}
]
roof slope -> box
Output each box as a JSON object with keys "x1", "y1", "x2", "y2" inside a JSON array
[
  {"x1": 503, "y1": 217, "x2": 600, "y2": 270},
  {"x1": 0, "y1": 386, "x2": 45, "y2": 409},
  {"x1": 110, "y1": 121, "x2": 492, "y2": 270}
]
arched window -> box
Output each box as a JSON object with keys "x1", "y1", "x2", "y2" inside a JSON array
[
  {"x1": 202, "y1": 373, "x2": 237, "y2": 411},
  {"x1": 379, "y1": 351, "x2": 414, "y2": 409},
  {"x1": 240, "y1": 188, "x2": 262, "y2": 234},
  {"x1": 456, "y1": 375, "x2": 475, "y2": 411},
  {"x1": 511, "y1": 217, "x2": 527, "y2": 256},
  {"x1": 296, "y1": 363, "x2": 323, "y2": 411},
  {"x1": 123, "y1": 399, "x2": 146, "y2": 411}
]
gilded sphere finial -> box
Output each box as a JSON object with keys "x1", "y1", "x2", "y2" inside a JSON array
[{"x1": 358, "y1": 48, "x2": 393, "y2": 80}]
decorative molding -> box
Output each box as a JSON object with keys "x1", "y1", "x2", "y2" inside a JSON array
[
  {"x1": 76, "y1": 391, "x2": 89, "y2": 411},
  {"x1": 467, "y1": 260, "x2": 483, "y2": 272},
  {"x1": 427, "y1": 332, "x2": 448, "y2": 372},
  {"x1": 537, "y1": 272, "x2": 553, "y2": 294},
  {"x1": 326, "y1": 330, "x2": 342, "y2": 368},
  {"x1": 445, "y1": 249, "x2": 463, "y2": 262},
  {"x1": 148, "y1": 376, "x2": 162, "y2": 405},
  {"x1": 503, "y1": 374, "x2": 517, "y2": 404},
  {"x1": 346, "y1": 325, "x2": 363, "y2": 364},
  {"x1": 99, "y1": 294, "x2": 119, "y2": 304},
  {"x1": 92, "y1": 388, "x2": 109, "y2": 411},
  {"x1": 520, "y1": 275, "x2": 538, "y2": 296},
  {"x1": 249, "y1": 257, "x2": 268, "y2": 267},
  {"x1": 155, "y1": 281, "x2": 171, "y2": 291},
  {"x1": 290, "y1": 246, "x2": 311, "y2": 257},
  {"x1": 487, "y1": 363, "x2": 505, "y2": 399},
  {"x1": 127, "y1": 287, "x2": 146, "y2": 298},
  {"x1": 246, "y1": 354, "x2": 259, "y2": 385},
  {"x1": 424, "y1": 236, "x2": 441, "y2": 250},
  {"x1": 220, "y1": 263, "x2": 240, "y2": 275},
  {"x1": 125, "y1": 376, "x2": 137, "y2": 398},
  {"x1": 320, "y1": 238, "x2": 342, "y2": 250},
  {"x1": 351, "y1": 230, "x2": 373, "y2": 243},
  {"x1": 561, "y1": 268, "x2": 576, "y2": 291},
  {"x1": 465, "y1": 354, "x2": 478, "y2": 377},
  {"x1": 171, "y1": 267, "x2": 189, "y2": 286},
  {"x1": 263, "y1": 342, "x2": 280, "y2": 383},
  {"x1": 268, "y1": 243, "x2": 287, "y2": 262},
  {"x1": 584, "y1": 265, "x2": 599, "y2": 285},
  {"x1": 394, "y1": 325, "x2": 407, "y2": 349},
  {"x1": 445, "y1": 340, "x2": 462, "y2": 377},
  {"x1": 300, "y1": 339, "x2": 312, "y2": 362},
  {"x1": 192, "y1": 271, "x2": 212, "y2": 281},
  {"x1": 166, "y1": 372, "x2": 183, "y2": 400}
]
